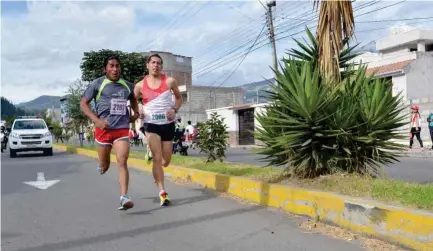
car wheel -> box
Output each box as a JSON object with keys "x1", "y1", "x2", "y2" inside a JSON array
[
  {"x1": 44, "y1": 148, "x2": 53, "y2": 156},
  {"x1": 10, "y1": 149, "x2": 17, "y2": 158}
]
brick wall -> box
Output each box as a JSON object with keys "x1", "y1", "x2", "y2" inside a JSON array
[
  {"x1": 228, "y1": 131, "x2": 239, "y2": 146},
  {"x1": 164, "y1": 71, "x2": 192, "y2": 87},
  {"x1": 177, "y1": 86, "x2": 244, "y2": 125}
]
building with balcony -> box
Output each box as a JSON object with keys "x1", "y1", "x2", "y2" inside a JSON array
[
  {"x1": 351, "y1": 29, "x2": 433, "y2": 100},
  {"x1": 351, "y1": 29, "x2": 433, "y2": 142}
]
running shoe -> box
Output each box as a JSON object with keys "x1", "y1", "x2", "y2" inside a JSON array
[
  {"x1": 159, "y1": 190, "x2": 170, "y2": 206},
  {"x1": 118, "y1": 195, "x2": 134, "y2": 210},
  {"x1": 144, "y1": 145, "x2": 152, "y2": 162}
]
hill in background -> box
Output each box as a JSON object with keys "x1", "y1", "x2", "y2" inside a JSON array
[
  {"x1": 17, "y1": 95, "x2": 64, "y2": 112},
  {"x1": 240, "y1": 78, "x2": 274, "y2": 104}
]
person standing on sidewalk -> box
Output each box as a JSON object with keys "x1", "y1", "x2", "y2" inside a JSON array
[
  {"x1": 427, "y1": 111, "x2": 433, "y2": 150},
  {"x1": 408, "y1": 105, "x2": 424, "y2": 152},
  {"x1": 80, "y1": 55, "x2": 139, "y2": 210},
  {"x1": 134, "y1": 54, "x2": 183, "y2": 206}
]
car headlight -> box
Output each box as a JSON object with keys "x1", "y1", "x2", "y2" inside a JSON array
[
  {"x1": 10, "y1": 133, "x2": 20, "y2": 138},
  {"x1": 43, "y1": 132, "x2": 52, "y2": 137}
]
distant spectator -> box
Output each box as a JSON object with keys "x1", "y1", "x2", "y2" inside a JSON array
[
  {"x1": 427, "y1": 111, "x2": 433, "y2": 150},
  {"x1": 409, "y1": 105, "x2": 424, "y2": 152}
]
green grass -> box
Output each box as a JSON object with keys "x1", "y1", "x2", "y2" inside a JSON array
[{"x1": 57, "y1": 143, "x2": 433, "y2": 211}]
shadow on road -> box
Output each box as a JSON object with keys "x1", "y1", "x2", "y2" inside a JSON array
[
  {"x1": 128, "y1": 188, "x2": 217, "y2": 215},
  {"x1": 14, "y1": 205, "x2": 262, "y2": 251}
]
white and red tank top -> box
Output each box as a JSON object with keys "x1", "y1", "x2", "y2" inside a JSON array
[{"x1": 141, "y1": 74, "x2": 174, "y2": 125}]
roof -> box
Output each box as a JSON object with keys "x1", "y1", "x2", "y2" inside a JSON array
[
  {"x1": 228, "y1": 103, "x2": 255, "y2": 110},
  {"x1": 365, "y1": 59, "x2": 414, "y2": 77}
]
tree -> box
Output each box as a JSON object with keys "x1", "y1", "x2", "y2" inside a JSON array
[
  {"x1": 80, "y1": 49, "x2": 148, "y2": 83},
  {"x1": 314, "y1": 0, "x2": 355, "y2": 82},
  {"x1": 65, "y1": 79, "x2": 92, "y2": 135},
  {"x1": 192, "y1": 113, "x2": 229, "y2": 163},
  {"x1": 1, "y1": 97, "x2": 26, "y2": 118}
]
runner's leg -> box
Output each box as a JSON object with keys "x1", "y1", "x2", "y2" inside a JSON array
[
  {"x1": 95, "y1": 128, "x2": 112, "y2": 174},
  {"x1": 147, "y1": 132, "x2": 164, "y2": 190},
  {"x1": 112, "y1": 136, "x2": 134, "y2": 210},
  {"x1": 161, "y1": 123, "x2": 175, "y2": 167},
  {"x1": 96, "y1": 146, "x2": 111, "y2": 174},
  {"x1": 162, "y1": 141, "x2": 173, "y2": 167},
  {"x1": 113, "y1": 139, "x2": 130, "y2": 196}
]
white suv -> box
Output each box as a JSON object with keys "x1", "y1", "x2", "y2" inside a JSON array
[{"x1": 8, "y1": 117, "x2": 53, "y2": 157}]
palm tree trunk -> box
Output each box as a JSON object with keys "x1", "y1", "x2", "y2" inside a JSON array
[{"x1": 315, "y1": 0, "x2": 355, "y2": 82}]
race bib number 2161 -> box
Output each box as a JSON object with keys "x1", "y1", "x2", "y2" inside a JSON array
[{"x1": 110, "y1": 99, "x2": 127, "y2": 115}]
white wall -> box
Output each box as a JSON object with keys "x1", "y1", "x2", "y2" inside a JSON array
[
  {"x1": 406, "y1": 52, "x2": 433, "y2": 99},
  {"x1": 392, "y1": 75, "x2": 407, "y2": 100},
  {"x1": 206, "y1": 108, "x2": 238, "y2": 132},
  {"x1": 376, "y1": 29, "x2": 433, "y2": 52}
]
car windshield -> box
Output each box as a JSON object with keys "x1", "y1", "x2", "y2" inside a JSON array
[{"x1": 13, "y1": 120, "x2": 46, "y2": 130}]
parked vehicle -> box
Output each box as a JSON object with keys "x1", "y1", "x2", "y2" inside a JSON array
[{"x1": 8, "y1": 117, "x2": 53, "y2": 157}]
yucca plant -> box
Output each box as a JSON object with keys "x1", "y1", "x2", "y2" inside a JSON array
[
  {"x1": 286, "y1": 27, "x2": 360, "y2": 80},
  {"x1": 255, "y1": 59, "x2": 407, "y2": 178}
]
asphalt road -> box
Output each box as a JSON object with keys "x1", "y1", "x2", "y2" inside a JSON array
[{"x1": 1, "y1": 151, "x2": 371, "y2": 251}]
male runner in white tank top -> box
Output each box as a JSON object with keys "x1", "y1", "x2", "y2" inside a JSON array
[{"x1": 134, "y1": 54, "x2": 182, "y2": 206}]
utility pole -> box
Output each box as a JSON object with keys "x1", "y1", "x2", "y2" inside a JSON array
[{"x1": 266, "y1": 0, "x2": 277, "y2": 81}]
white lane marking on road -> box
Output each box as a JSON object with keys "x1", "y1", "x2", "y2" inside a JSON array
[{"x1": 23, "y1": 172, "x2": 60, "y2": 190}]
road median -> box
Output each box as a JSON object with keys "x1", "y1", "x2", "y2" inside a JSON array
[{"x1": 54, "y1": 143, "x2": 433, "y2": 251}]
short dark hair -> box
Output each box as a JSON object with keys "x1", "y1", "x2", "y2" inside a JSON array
[
  {"x1": 104, "y1": 55, "x2": 121, "y2": 68},
  {"x1": 188, "y1": 121, "x2": 191, "y2": 125},
  {"x1": 147, "y1": 54, "x2": 163, "y2": 64}
]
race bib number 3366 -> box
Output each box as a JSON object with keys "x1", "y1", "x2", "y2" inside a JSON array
[{"x1": 110, "y1": 99, "x2": 127, "y2": 115}]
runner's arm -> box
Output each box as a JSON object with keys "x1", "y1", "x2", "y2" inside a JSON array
[
  {"x1": 80, "y1": 81, "x2": 100, "y2": 123},
  {"x1": 169, "y1": 78, "x2": 182, "y2": 112},
  {"x1": 129, "y1": 82, "x2": 139, "y2": 120}
]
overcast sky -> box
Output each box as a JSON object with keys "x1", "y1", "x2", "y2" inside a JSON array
[{"x1": 1, "y1": 0, "x2": 433, "y2": 104}]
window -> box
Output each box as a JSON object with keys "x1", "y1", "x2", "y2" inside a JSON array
[
  {"x1": 182, "y1": 93, "x2": 188, "y2": 104},
  {"x1": 13, "y1": 120, "x2": 47, "y2": 130}
]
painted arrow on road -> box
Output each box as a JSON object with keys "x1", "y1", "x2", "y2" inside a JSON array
[{"x1": 23, "y1": 172, "x2": 60, "y2": 190}]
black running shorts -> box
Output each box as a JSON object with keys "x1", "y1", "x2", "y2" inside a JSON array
[{"x1": 143, "y1": 122, "x2": 175, "y2": 142}]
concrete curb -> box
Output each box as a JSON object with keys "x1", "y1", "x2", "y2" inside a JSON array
[{"x1": 54, "y1": 144, "x2": 433, "y2": 251}]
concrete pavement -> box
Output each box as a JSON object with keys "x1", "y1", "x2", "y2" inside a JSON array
[{"x1": 1, "y1": 151, "x2": 370, "y2": 251}]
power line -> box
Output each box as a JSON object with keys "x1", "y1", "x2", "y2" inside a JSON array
[
  {"x1": 224, "y1": 2, "x2": 261, "y2": 23},
  {"x1": 193, "y1": 2, "x2": 323, "y2": 74},
  {"x1": 193, "y1": 1, "x2": 299, "y2": 65},
  {"x1": 145, "y1": 1, "x2": 210, "y2": 51},
  {"x1": 217, "y1": 23, "x2": 267, "y2": 88},
  {"x1": 134, "y1": 2, "x2": 192, "y2": 52},
  {"x1": 358, "y1": 16, "x2": 433, "y2": 23},
  {"x1": 200, "y1": 23, "x2": 268, "y2": 109},
  {"x1": 193, "y1": 0, "x2": 400, "y2": 80}
]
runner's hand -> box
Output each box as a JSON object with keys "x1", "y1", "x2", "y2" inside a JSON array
[
  {"x1": 95, "y1": 119, "x2": 109, "y2": 130},
  {"x1": 130, "y1": 113, "x2": 139, "y2": 122},
  {"x1": 139, "y1": 110, "x2": 145, "y2": 119},
  {"x1": 166, "y1": 109, "x2": 176, "y2": 121}
]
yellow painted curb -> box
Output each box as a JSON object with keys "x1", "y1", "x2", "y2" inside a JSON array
[{"x1": 54, "y1": 144, "x2": 433, "y2": 251}]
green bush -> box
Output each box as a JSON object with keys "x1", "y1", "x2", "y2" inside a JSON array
[
  {"x1": 255, "y1": 59, "x2": 407, "y2": 178},
  {"x1": 192, "y1": 112, "x2": 229, "y2": 163}
]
